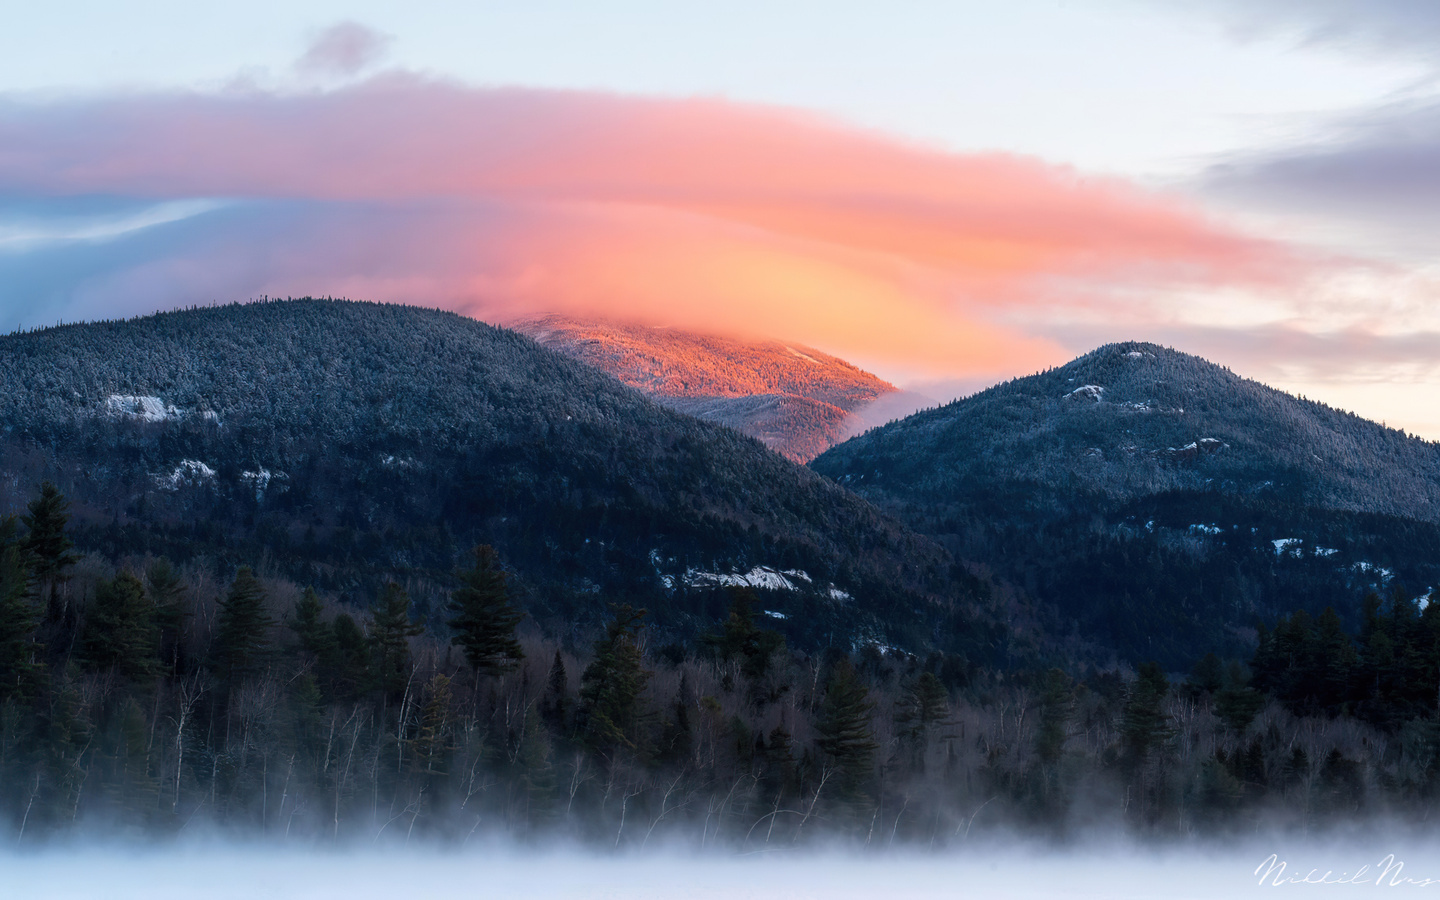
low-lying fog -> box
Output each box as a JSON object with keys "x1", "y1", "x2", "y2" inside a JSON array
[{"x1": 7, "y1": 838, "x2": 1440, "y2": 899}]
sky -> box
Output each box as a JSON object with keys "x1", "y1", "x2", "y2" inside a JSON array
[{"x1": 4, "y1": 1, "x2": 1440, "y2": 436}]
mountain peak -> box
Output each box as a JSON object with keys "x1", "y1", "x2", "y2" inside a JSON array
[
  {"x1": 510, "y1": 314, "x2": 904, "y2": 461},
  {"x1": 815, "y1": 342, "x2": 1440, "y2": 523}
]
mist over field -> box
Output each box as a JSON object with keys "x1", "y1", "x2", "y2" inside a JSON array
[{"x1": 7, "y1": 835, "x2": 1440, "y2": 899}]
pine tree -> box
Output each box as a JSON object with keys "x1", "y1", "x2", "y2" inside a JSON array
[
  {"x1": 289, "y1": 587, "x2": 334, "y2": 661},
  {"x1": 211, "y1": 567, "x2": 274, "y2": 683},
  {"x1": 22, "y1": 482, "x2": 77, "y2": 615},
  {"x1": 760, "y1": 724, "x2": 798, "y2": 797},
  {"x1": 327, "y1": 612, "x2": 370, "y2": 701},
  {"x1": 446, "y1": 545, "x2": 523, "y2": 677},
  {"x1": 369, "y1": 582, "x2": 423, "y2": 697},
  {"x1": 0, "y1": 518, "x2": 40, "y2": 702},
  {"x1": 1213, "y1": 661, "x2": 1264, "y2": 734},
  {"x1": 577, "y1": 604, "x2": 650, "y2": 755},
  {"x1": 542, "y1": 649, "x2": 569, "y2": 730},
  {"x1": 895, "y1": 670, "x2": 948, "y2": 745},
  {"x1": 146, "y1": 559, "x2": 190, "y2": 675},
  {"x1": 1034, "y1": 668, "x2": 1073, "y2": 765},
  {"x1": 79, "y1": 572, "x2": 158, "y2": 681},
  {"x1": 814, "y1": 658, "x2": 877, "y2": 801},
  {"x1": 1189, "y1": 653, "x2": 1224, "y2": 695},
  {"x1": 409, "y1": 674, "x2": 454, "y2": 776},
  {"x1": 1120, "y1": 661, "x2": 1173, "y2": 770},
  {"x1": 701, "y1": 587, "x2": 785, "y2": 681}
]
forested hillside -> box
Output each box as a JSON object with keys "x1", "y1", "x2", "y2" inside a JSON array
[
  {"x1": 0, "y1": 299, "x2": 992, "y2": 655},
  {"x1": 813, "y1": 342, "x2": 1440, "y2": 667},
  {"x1": 816, "y1": 341, "x2": 1440, "y2": 521}
]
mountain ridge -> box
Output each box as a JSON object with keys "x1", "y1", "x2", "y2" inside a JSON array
[
  {"x1": 0, "y1": 299, "x2": 996, "y2": 652},
  {"x1": 816, "y1": 340, "x2": 1440, "y2": 523},
  {"x1": 813, "y1": 340, "x2": 1440, "y2": 667},
  {"x1": 510, "y1": 314, "x2": 908, "y2": 461}
]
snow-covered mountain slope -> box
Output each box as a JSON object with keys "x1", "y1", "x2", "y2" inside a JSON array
[{"x1": 511, "y1": 315, "x2": 905, "y2": 461}]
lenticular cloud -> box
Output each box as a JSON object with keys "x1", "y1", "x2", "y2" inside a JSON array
[{"x1": 0, "y1": 76, "x2": 1293, "y2": 375}]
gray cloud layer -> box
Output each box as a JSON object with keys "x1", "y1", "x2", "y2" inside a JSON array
[
  {"x1": 1191, "y1": 0, "x2": 1440, "y2": 60},
  {"x1": 1200, "y1": 96, "x2": 1440, "y2": 253}
]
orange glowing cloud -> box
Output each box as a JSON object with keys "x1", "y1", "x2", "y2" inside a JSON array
[{"x1": 0, "y1": 77, "x2": 1298, "y2": 376}]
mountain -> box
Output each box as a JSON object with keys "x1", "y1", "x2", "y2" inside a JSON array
[
  {"x1": 0, "y1": 299, "x2": 999, "y2": 653},
  {"x1": 511, "y1": 315, "x2": 916, "y2": 462},
  {"x1": 813, "y1": 341, "x2": 1440, "y2": 667}
]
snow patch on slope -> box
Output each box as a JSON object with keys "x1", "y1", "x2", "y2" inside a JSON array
[
  {"x1": 1353, "y1": 561, "x2": 1395, "y2": 581},
  {"x1": 105, "y1": 394, "x2": 180, "y2": 422},
  {"x1": 1065, "y1": 384, "x2": 1105, "y2": 402},
  {"x1": 240, "y1": 467, "x2": 288, "y2": 501},
  {"x1": 1272, "y1": 538, "x2": 1302, "y2": 557},
  {"x1": 156, "y1": 460, "x2": 216, "y2": 490},
  {"x1": 686, "y1": 566, "x2": 801, "y2": 591},
  {"x1": 103, "y1": 394, "x2": 218, "y2": 424},
  {"x1": 680, "y1": 565, "x2": 850, "y2": 601}
]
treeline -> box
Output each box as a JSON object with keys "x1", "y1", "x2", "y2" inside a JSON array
[
  {"x1": 1, "y1": 483, "x2": 1432, "y2": 847},
  {"x1": 1253, "y1": 588, "x2": 1440, "y2": 732}
]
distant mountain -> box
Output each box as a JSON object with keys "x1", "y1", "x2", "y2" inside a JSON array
[
  {"x1": 814, "y1": 341, "x2": 1440, "y2": 667},
  {"x1": 511, "y1": 315, "x2": 918, "y2": 461},
  {"x1": 0, "y1": 299, "x2": 999, "y2": 653}
]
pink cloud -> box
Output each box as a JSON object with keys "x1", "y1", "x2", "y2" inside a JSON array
[
  {"x1": 0, "y1": 77, "x2": 1301, "y2": 376},
  {"x1": 294, "y1": 22, "x2": 393, "y2": 78}
]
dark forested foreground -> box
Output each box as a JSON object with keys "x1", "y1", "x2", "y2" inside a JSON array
[{"x1": 4, "y1": 484, "x2": 1440, "y2": 848}]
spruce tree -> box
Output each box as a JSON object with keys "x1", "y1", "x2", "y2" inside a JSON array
[
  {"x1": 211, "y1": 567, "x2": 274, "y2": 683},
  {"x1": 1213, "y1": 661, "x2": 1264, "y2": 734},
  {"x1": 409, "y1": 674, "x2": 454, "y2": 776},
  {"x1": 0, "y1": 518, "x2": 40, "y2": 702},
  {"x1": 79, "y1": 572, "x2": 158, "y2": 681},
  {"x1": 22, "y1": 482, "x2": 77, "y2": 610},
  {"x1": 761, "y1": 724, "x2": 798, "y2": 797},
  {"x1": 1120, "y1": 661, "x2": 1173, "y2": 769},
  {"x1": 701, "y1": 587, "x2": 785, "y2": 681},
  {"x1": 542, "y1": 649, "x2": 569, "y2": 730},
  {"x1": 814, "y1": 658, "x2": 877, "y2": 800},
  {"x1": 1314, "y1": 607, "x2": 1357, "y2": 713},
  {"x1": 895, "y1": 670, "x2": 948, "y2": 745},
  {"x1": 446, "y1": 545, "x2": 523, "y2": 676},
  {"x1": 327, "y1": 612, "x2": 370, "y2": 702},
  {"x1": 1189, "y1": 653, "x2": 1224, "y2": 695},
  {"x1": 369, "y1": 582, "x2": 423, "y2": 697},
  {"x1": 289, "y1": 587, "x2": 334, "y2": 661},
  {"x1": 577, "y1": 604, "x2": 650, "y2": 755},
  {"x1": 1034, "y1": 668, "x2": 1073, "y2": 765},
  {"x1": 146, "y1": 559, "x2": 190, "y2": 674}
]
